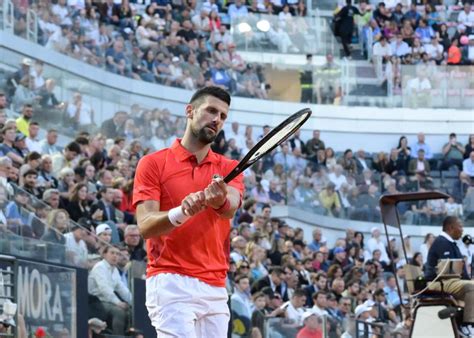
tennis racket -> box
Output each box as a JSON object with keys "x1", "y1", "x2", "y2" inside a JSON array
[{"x1": 223, "y1": 108, "x2": 312, "y2": 183}]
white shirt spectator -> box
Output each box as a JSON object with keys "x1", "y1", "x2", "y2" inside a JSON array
[
  {"x1": 424, "y1": 42, "x2": 443, "y2": 59},
  {"x1": 390, "y1": 40, "x2": 411, "y2": 57},
  {"x1": 64, "y1": 231, "x2": 88, "y2": 267},
  {"x1": 458, "y1": 9, "x2": 474, "y2": 28},
  {"x1": 88, "y1": 259, "x2": 132, "y2": 305},
  {"x1": 67, "y1": 101, "x2": 93, "y2": 126},
  {"x1": 463, "y1": 157, "x2": 474, "y2": 177},
  {"x1": 328, "y1": 172, "x2": 348, "y2": 191},
  {"x1": 459, "y1": 242, "x2": 473, "y2": 267},
  {"x1": 285, "y1": 301, "x2": 305, "y2": 326},
  {"x1": 228, "y1": 2, "x2": 249, "y2": 19},
  {"x1": 446, "y1": 201, "x2": 463, "y2": 217},
  {"x1": 367, "y1": 236, "x2": 389, "y2": 263},
  {"x1": 201, "y1": 1, "x2": 219, "y2": 14},
  {"x1": 26, "y1": 137, "x2": 42, "y2": 153},
  {"x1": 373, "y1": 41, "x2": 392, "y2": 58}
]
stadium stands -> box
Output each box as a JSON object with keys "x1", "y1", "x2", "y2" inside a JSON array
[{"x1": 0, "y1": 0, "x2": 473, "y2": 337}]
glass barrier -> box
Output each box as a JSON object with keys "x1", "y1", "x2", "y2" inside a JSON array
[
  {"x1": 400, "y1": 65, "x2": 474, "y2": 110},
  {"x1": 2, "y1": 183, "x2": 115, "y2": 269},
  {"x1": 230, "y1": 13, "x2": 339, "y2": 57},
  {"x1": 262, "y1": 314, "x2": 329, "y2": 338}
]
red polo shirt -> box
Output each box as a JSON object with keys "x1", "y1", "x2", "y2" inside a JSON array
[{"x1": 133, "y1": 139, "x2": 244, "y2": 287}]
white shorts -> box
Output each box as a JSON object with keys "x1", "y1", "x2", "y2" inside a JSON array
[{"x1": 146, "y1": 273, "x2": 230, "y2": 338}]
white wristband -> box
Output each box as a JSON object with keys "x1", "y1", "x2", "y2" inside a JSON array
[{"x1": 168, "y1": 206, "x2": 190, "y2": 227}]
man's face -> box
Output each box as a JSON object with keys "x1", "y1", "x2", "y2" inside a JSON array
[
  {"x1": 48, "y1": 131, "x2": 58, "y2": 145},
  {"x1": 187, "y1": 96, "x2": 229, "y2": 145},
  {"x1": 105, "y1": 248, "x2": 120, "y2": 266},
  {"x1": 24, "y1": 174, "x2": 37, "y2": 187},
  {"x1": 316, "y1": 294, "x2": 327, "y2": 308},
  {"x1": 118, "y1": 249, "x2": 130, "y2": 267},
  {"x1": 125, "y1": 229, "x2": 141, "y2": 247},
  {"x1": 4, "y1": 129, "x2": 15, "y2": 143},
  {"x1": 42, "y1": 158, "x2": 52, "y2": 172},
  {"x1": 29, "y1": 124, "x2": 39, "y2": 138},
  {"x1": 262, "y1": 207, "x2": 271, "y2": 218},
  {"x1": 65, "y1": 149, "x2": 78, "y2": 161},
  {"x1": 418, "y1": 133, "x2": 425, "y2": 143},
  {"x1": 103, "y1": 188, "x2": 115, "y2": 203},
  {"x1": 271, "y1": 272, "x2": 282, "y2": 286},
  {"x1": 313, "y1": 130, "x2": 320, "y2": 139},
  {"x1": 317, "y1": 277, "x2": 327, "y2": 290},
  {"x1": 237, "y1": 278, "x2": 250, "y2": 292},
  {"x1": 23, "y1": 106, "x2": 33, "y2": 118},
  {"x1": 449, "y1": 218, "x2": 464, "y2": 240},
  {"x1": 48, "y1": 193, "x2": 60, "y2": 209},
  {"x1": 0, "y1": 96, "x2": 6, "y2": 109},
  {"x1": 292, "y1": 295, "x2": 306, "y2": 309}
]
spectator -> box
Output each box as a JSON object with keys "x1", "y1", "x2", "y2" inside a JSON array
[
  {"x1": 228, "y1": 0, "x2": 249, "y2": 19},
  {"x1": 424, "y1": 36, "x2": 444, "y2": 64},
  {"x1": 20, "y1": 169, "x2": 42, "y2": 199},
  {"x1": 306, "y1": 130, "x2": 325, "y2": 162},
  {"x1": 52, "y1": 141, "x2": 81, "y2": 176},
  {"x1": 41, "y1": 209, "x2": 69, "y2": 262},
  {"x1": 442, "y1": 133, "x2": 465, "y2": 170},
  {"x1": 297, "y1": 311, "x2": 323, "y2": 338},
  {"x1": 458, "y1": 3, "x2": 474, "y2": 34},
  {"x1": 319, "y1": 182, "x2": 341, "y2": 217},
  {"x1": 66, "y1": 183, "x2": 102, "y2": 222},
  {"x1": 252, "y1": 267, "x2": 288, "y2": 301},
  {"x1": 122, "y1": 225, "x2": 146, "y2": 261},
  {"x1": 67, "y1": 92, "x2": 95, "y2": 130},
  {"x1": 284, "y1": 288, "x2": 307, "y2": 326},
  {"x1": 314, "y1": 53, "x2": 341, "y2": 105},
  {"x1": 15, "y1": 104, "x2": 34, "y2": 137},
  {"x1": 88, "y1": 245, "x2": 132, "y2": 335},
  {"x1": 408, "y1": 149, "x2": 431, "y2": 184},
  {"x1": 37, "y1": 155, "x2": 59, "y2": 190},
  {"x1": 1, "y1": 127, "x2": 24, "y2": 167},
  {"x1": 372, "y1": 36, "x2": 392, "y2": 63},
  {"x1": 64, "y1": 223, "x2": 88, "y2": 266},
  {"x1": 231, "y1": 274, "x2": 253, "y2": 337},
  {"x1": 391, "y1": 33, "x2": 410, "y2": 57},
  {"x1": 25, "y1": 122, "x2": 41, "y2": 153},
  {"x1": 40, "y1": 129, "x2": 61, "y2": 155},
  {"x1": 462, "y1": 35, "x2": 474, "y2": 64},
  {"x1": 334, "y1": 0, "x2": 360, "y2": 58},
  {"x1": 367, "y1": 227, "x2": 389, "y2": 264}
]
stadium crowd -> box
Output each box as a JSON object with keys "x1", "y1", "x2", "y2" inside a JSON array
[
  {"x1": 6, "y1": 0, "x2": 313, "y2": 98},
  {"x1": 2, "y1": 63, "x2": 474, "y2": 336}
]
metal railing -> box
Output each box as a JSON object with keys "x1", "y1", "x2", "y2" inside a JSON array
[{"x1": 0, "y1": 0, "x2": 14, "y2": 34}]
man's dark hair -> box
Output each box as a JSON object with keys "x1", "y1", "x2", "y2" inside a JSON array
[
  {"x1": 23, "y1": 169, "x2": 38, "y2": 178},
  {"x1": 74, "y1": 166, "x2": 85, "y2": 178},
  {"x1": 47, "y1": 129, "x2": 58, "y2": 134},
  {"x1": 234, "y1": 274, "x2": 249, "y2": 284},
  {"x1": 442, "y1": 216, "x2": 459, "y2": 231},
  {"x1": 312, "y1": 290, "x2": 327, "y2": 300},
  {"x1": 243, "y1": 198, "x2": 256, "y2": 211},
  {"x1": 292, "y1": 289, "x2": 306, "y2": 298},
  {"x1": 262, "y1": 203, "x2": 271, "y2": 210},
  {"x1": 374, "y1": 288, "x2": 385, "y2": 297},
  {"x1": 29, "y1": 121, "x2": 39, "y2": 127},
  {"x1": 26, "y1": 151, "x2": 42, "y2": 161},
  {"x1": 65, "y1": 141, "x2": 81, "y2": 154},
  {"x1": 189, "y1": 86, "x2": 231, "y2": 107},
  {"x1": 102, "y1": 244, "x2": 119, "y2": 255},
  {"x1": 75, "y1": 136, "x2": 89, "y2": 146},
  {"x1": 270, "y1": 267, "x2": 285, "y2": 276}
]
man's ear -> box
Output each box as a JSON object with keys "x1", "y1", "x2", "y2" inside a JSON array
[{"x1": 185, "y1": 104, "x2": 193, "y2": 119}]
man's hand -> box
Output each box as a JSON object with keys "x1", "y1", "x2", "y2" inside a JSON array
[
  {"x1": 181, "y1": 191, "x2": 206, "y2": 216},
  {"x1": 204, "y1": 177, "x2": 228, "y2": 209},
  {"x1": 117, "y1": 301, "x2": 129, "y2": 310}
]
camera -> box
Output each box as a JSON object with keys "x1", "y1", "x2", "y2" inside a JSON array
[{"x1": 462, "y1": 234, "x2": 473, "y2": 245}]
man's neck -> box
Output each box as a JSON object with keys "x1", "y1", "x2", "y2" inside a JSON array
[
  {"x1": 181, "y1": 134, "x2": 211, "y2": 164},
  {"x1": 3, "y1": 141, "x2": 12, "y2": 147}
]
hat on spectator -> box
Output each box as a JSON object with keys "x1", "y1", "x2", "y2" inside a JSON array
[
  {"x1": 172, "y1": 56, "x2": 180, "y2": 63},
  {"x1": 123, "y1": 27, "x2": 133, "y2": 34},
  {"x1": 301, "y1": 311, "x2": 318, "y2": 322},
  {"x1": 334, "y1": 247, "x2": 345, "y2": 254},
  {"x1": 15, "y1": 132, "x2": 26, "y2": 142},
  {"x1": 21, "y1": 58, "x2": 32, "y2": 66},
  {"x1": 389, "y1": 236, "x2": 396, "y2": 242},
  {"x1": 370, "y1": 227, "x2": 379, "y2": 235},
  {"x1": 355, "y1": 303, "x2": 373, "y2": 318},
  {"x1": 96, "y1": 223, "x2": 111, "y2": 236}
]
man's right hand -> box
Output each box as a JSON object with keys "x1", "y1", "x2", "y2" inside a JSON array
[{"x1": 181, "y1": 191, "x2": 206, "y2": 216}]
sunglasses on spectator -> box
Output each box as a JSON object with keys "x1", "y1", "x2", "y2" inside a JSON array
[
  {"x1": 342, "y1": 303, "x2": 351, "y2": 306},
  {"x1": 240, "y1": 265, "x2": 250, "y2": 268}
]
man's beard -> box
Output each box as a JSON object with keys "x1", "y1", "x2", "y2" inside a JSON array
[{"x1": 191, "y1": 124, "x2": 217, "y2": 144}]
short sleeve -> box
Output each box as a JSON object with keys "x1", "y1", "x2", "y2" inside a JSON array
[{"x1": 133, "y1": 154, "x2": 162, "y2": 208}]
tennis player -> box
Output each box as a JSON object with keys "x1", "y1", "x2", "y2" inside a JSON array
[{"x1": 133, "y1": 86, "x2": 244, "y2": 337}]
